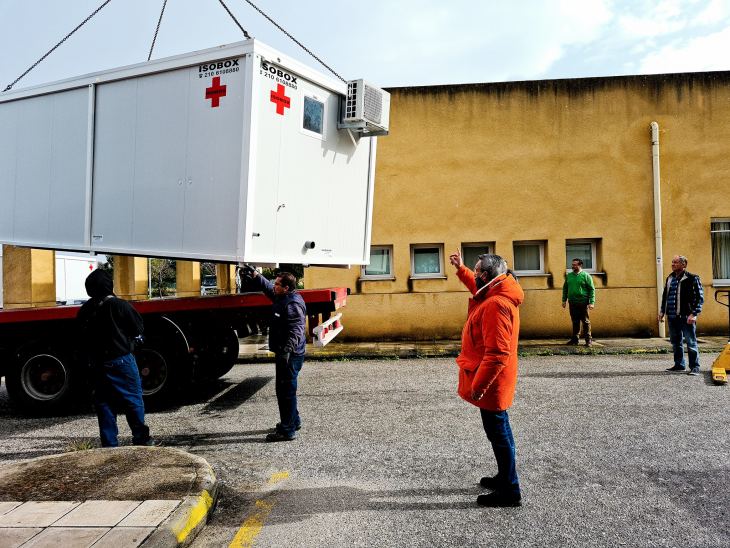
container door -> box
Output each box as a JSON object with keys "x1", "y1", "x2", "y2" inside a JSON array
[{"x1": 92, "y1": 72, "x2": 188, "y2": 255}]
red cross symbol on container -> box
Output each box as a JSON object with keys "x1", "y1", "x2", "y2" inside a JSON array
[
  {"x1": 205, "y1": 77, "x2": 227, "y2": 108},
  {"x1": 270, "y1": 84, "x2": 290, "y2": 115}
]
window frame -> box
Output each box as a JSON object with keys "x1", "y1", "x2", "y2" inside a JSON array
[
  {"x1": 360, "y1": 245, "x2": 394, "y2": 280},
  {"x1": 513, "y1": 240, "x2": 546, "y2": 275},
  {"x1": 300, "y1": 92, "x2": 327, "y2": 141},
  {"x1": 565, "y1": 239, "x2": 599, "y2": 274},
  {"x1": 461, "y1": 242, "x2": 494, "y2": 270},
  {"x1": 711, "y1": 218, "x2": 730, "y2": 285},
  {"x1": 410, "y1": 244, "x2": 445, "y2": 279}
]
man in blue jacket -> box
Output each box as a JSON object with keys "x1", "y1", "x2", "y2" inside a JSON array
[
  {"x1": 659, "y1": 255, "x2": 704, "y2": 375},
  {"x1": 246, "y1": 267, "x2": 307, "y2": 441}
]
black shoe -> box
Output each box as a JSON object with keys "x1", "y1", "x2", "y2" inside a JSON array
[
  {"x1": 479, "y1": 476, "x2": 501, "y2": 490},
  {"x1": 137, "y1": 438, "x2": 162, "y2": 447},
  {"x1": 566, "y1": 339, "x2": 579, "y2": 345},
  {"x1": 687, "y1": 368, "x2": 700, "y2": 376},
  {"x1": 274, "y1": 422, "x2": 301, "y2": 433},
  {"x1": 476, "y1": 491, "x2": 522, "y2": 507},
  {"x1": 666, "y1": 366, "x2": 686, "y2": 372},
  {"x1": 585, "y1": 339, "x2": 593, "y2": 347},
  {"x1": 265, "y1": 431, "x2": 296, "y2": 443}
]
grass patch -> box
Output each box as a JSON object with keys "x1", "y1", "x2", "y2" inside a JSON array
[{"x1": 66, "y1": 439, "x2": 96, "y2": 452}]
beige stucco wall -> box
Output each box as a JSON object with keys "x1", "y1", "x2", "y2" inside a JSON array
[{"x1": 307, "y1": 73, "x2": 730, "y2": 340}]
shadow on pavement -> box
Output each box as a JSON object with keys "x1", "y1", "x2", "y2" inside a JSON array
[{"x1": 201, "y1": 376, "x2": 272, "y2": 415}]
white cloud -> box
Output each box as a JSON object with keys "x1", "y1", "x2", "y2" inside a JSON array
[
  {"x1": 692, "y1": 0, "x2": 730, "y2": 25},
  {"x1": 638, "y1": 25, "x2": 730, "y2": 72}
]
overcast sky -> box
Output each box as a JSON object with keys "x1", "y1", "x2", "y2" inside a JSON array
[{"x1": 2, "y1": 0, "x2": 730, "y2": 92}]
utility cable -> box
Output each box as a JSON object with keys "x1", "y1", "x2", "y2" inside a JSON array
[
  {"x1": 218, "y1": 0, "x2": 251, "y2": 39},
  {"x1": 239, "y1": 0, "x2": 346, "y2": 83},
  {"x1": 3, "y1": 0, "x2": 114, "y2": 92},
  {"x1": 147, "y1": 0, "x2": 169, "y2": 61}
]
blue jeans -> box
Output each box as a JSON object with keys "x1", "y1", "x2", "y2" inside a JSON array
[
  {"x1": 275, "y1": 353, "x2": 304, "y2": 436},
  {"x1": 667, "y1": 316, "x2": 700, "y2": 370},
  {"x1": 480, "y1": 409, "x2": 520, "y2": 496},
  {"x1": 93, "y1": 353, "x2": 150, "y2": 448}
]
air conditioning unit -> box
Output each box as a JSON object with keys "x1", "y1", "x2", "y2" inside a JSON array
[{"x1": 339, "y1": 79, "x2": 390, "y2": 136}]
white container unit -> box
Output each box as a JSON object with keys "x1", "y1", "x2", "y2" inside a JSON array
[{"x1": 0, "y1": 40, "x2": 377, "y2": 266}]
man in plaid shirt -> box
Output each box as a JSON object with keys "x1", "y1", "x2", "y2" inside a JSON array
[{"x1": 659, "y1": 255, "x2": 704, "y2": 375}]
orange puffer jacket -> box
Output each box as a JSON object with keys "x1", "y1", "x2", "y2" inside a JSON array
[{"x1": 455, "y1": 266, "x2": 524, "y2": 411}]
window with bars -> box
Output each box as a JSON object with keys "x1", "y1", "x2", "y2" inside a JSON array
[{"x1": 711, "y1": 219, "x2": 730, "y2": 282}]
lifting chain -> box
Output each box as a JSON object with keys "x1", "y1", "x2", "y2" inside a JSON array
[
  {"x1": 218, "y1": 0, "x2": 251, "y2": 40},
  {"x1": 3, "y1": 0, "x2": 114, "y2": 92},
  {"x1": 148, "y1": 0, "x2": 170, "y2": 61},
  {"x1": 239, "y1": 0, "x2": 346, "y2": 83}
]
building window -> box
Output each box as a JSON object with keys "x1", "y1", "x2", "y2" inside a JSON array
[
  {"x1": 411, "y1": 244, "x2": 444, "y2": 278},
  {"x1": 566, "y1": 239, "x2": 598, "y2": 272},
  {"x1": 711, "y1": 219, "x2": 730, "y2": 282},
  {"x1": 513, "y1": 241, "x2": 545, "y2": 274},
  {"x1": 362, "y1": 245, "x2": 393, "y2": 279},
  {"x1": 461, "y1": 242, "x2": 494, "y2": 271},
  {"x1": 302, "y1": 95, "x2": 325, "y2": 139}
]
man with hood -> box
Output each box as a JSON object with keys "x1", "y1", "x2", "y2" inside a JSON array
[
  {"x1": 244, "y1": 267, "x2": 307, "y2": 442},
  {"x1": 450, "y1": 251, "x2": 525, "y2": 507},
  {"x1": 77, "y1": 269, "x2": 153, "y2": 447}
]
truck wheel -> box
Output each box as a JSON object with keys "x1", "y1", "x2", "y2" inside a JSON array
[
  {"x1": 6, "y1": 348, "x2": 78, "y2": 413},
  {"x1": 135, "y1": 347, "x2": 169, "y2": 398},
  {"x1": 196, "y1": 327, "x2": 240, "y2": 380}
]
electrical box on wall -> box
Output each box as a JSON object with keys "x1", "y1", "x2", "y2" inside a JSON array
[{"x1": 0, "y1": 40, "x2": 380, "y2": 266}]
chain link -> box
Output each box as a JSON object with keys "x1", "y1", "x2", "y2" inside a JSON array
[
  {"x1": 218, "y1": 0, "x2": 251, "y2": 40},
  {"x1": 240, "y1": 0, "x2": 346, "y2": 83},
  {"x1": 3, "y1": 0, "x2": 114, "y2": 92},
  {"x1": 147, "y1": 0, "x2": 169, "y2": 61}
]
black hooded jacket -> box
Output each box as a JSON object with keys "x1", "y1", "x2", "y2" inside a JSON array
[{"x1": 77, "y1": 270, "x2": 144, "y2": 362}]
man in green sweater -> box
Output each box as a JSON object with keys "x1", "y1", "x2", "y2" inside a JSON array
[{"x1": 562, "y1": 258, "x2": 596, "y2": 346}]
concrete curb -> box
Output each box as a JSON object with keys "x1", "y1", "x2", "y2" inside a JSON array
[
  {"x1": 237, "y1": 341, "x2": 728, "y2": 363},
  {"x1": 141, "y1": 450, "x2": 218, "y2": 547}
]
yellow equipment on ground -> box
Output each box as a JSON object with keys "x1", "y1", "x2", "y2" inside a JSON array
[{"x1": 711, "y1": 290, "x2": 730, "y2": 385}]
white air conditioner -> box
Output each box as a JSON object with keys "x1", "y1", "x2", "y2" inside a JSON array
[{"x1": 339, "y1": 79, "x2": 390, "y2": 136}]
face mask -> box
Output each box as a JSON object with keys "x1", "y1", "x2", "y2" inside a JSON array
[{"x1": 475, "y1": 274, "x2": 486, "y2": 290}]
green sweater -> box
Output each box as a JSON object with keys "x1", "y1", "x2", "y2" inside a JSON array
[{"x1": 562, "y1": 270, "x2": 595, "y2": 304}]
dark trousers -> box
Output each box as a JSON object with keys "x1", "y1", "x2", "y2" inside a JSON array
[
  {"x1": 275, "y1": 353, "x2": 305, "y2": 436},
  {"x1": 93, "y1": 353, "x2": 150, "y2": 448},
  {"x1": 667, "y1": 316, "x2": 700, "y2": 370},
  {"x1": 480, "y1": 409, "x2": 521, "y2": 496},
  {"x1": 568, "y1": 302, "x2": 592, "y2": 341}
]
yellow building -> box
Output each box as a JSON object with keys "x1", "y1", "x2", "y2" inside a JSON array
[{"x1": 306, "y1": 72, "x2": 730, "y2": 340}]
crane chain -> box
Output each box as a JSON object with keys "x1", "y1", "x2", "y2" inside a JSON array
[
  {"x1": 218, "y1": 0, "x2": 251, "y2": 40},
  {"x1": 240, "y1": 0, "x2": 346, "y2": 83},
  {"x1": 3, "y1": 0, "x2": 114, "y2": 92},
  {"x1": 148, "y1": 0, "x2": 169, "y2": 61}
]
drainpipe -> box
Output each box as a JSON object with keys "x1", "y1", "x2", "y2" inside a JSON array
[{"x1": 651, "y1": 122, "x2": 665, "y2": 338}]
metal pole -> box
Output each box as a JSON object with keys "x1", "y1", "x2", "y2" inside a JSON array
[{"x1": 651, "y1": 122, "x2": 665, "y2": 338}]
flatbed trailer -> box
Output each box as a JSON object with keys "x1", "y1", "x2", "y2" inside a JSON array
[{"x1": 0, "y1": 288, "x2": 347, "y2": 413}]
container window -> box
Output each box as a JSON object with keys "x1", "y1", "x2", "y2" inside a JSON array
[{"x1": 303, "y1": 96, "x2": 324, "y2": 135}]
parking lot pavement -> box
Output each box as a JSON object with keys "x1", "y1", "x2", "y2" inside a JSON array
[{"x1": 1, "y1": 354, "x2": 728, "y2": 547}]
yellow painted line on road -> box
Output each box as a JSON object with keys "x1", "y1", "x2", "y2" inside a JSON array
[
  {"x1": 175, "y1": 490, "x2": 214, "y2": 544},
  {"x1": 268, "y1": 471, "x2": 289, "y2": 484},
  {"x1": 229, "y1": 471, "x2": 288, "y2": 548}
]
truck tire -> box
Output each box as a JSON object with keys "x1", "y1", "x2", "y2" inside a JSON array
[
  {"x1": 5, "y1": 345, "x2": 81, "y2": 414},
  {"x1": 195, "y1": 326, "x2": 240, "y2": 380}
]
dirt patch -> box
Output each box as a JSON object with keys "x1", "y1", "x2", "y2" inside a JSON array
[{"x1": 0, "y1": 447, "x2": 207, "y2": 501}]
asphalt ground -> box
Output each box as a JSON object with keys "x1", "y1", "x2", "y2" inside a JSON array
[{"x1": 0, "y1": 354, "x2": 728, "y2": 547}]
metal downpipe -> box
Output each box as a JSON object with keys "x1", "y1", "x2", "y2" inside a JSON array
[{"x1": 651, "y1": 122, "x2": 665, "y2": 338}]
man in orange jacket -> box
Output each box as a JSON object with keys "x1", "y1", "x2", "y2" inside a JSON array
[{"x1": 450, "y1": 251, "x2": 524, "y2": 507}]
